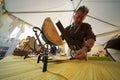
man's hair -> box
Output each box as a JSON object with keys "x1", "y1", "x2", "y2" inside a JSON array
[{"x1": 76, "y1": 5, "x2": 89, "y2": 14}]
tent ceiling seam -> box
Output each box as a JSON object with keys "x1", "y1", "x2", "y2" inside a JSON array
[
  {"x1": 88, "y1": 15, "x2": 120, "y2": 28},
  {"x1": 96, "y1": 29, "x2": 120, "y2": 37},
  {"x1": 7, "y1": 10, "x2": 74, "y2": 13},
  {"x1": 74, "y1": 0, "x2": 83, "y2": 12}
]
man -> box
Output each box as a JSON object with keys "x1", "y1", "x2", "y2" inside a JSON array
[{"x1": 63, "y1": 6, "x2": 96, "y2": 60}]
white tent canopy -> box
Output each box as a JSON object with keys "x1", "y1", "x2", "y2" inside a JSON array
[
  {"x1": 0, "y1": 0, "x2": 120, "y2": 52},
  {"x1": 3, "y1": 0, "x2": 120, "y2": 45}
]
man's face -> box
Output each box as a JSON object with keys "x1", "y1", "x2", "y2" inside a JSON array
[{"x1": 73, "y1": 10, "x2": 87, "y2": 26}]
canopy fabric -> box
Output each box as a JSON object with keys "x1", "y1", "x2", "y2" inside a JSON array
[{"x1": 3, "y1": 0, "x2": 120, "y2": 45}]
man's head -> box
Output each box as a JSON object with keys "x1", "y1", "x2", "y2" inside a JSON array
[{"x1": 73, "y1": 6, "x2": 89, "y2": 26}]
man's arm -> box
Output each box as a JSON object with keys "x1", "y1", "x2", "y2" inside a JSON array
[
  {"x1": 83, "y1": 38, "x2": 95, "y2": 52},
  {"x1": 74, "y1": 38, "x2": 95, "y2": 59}
]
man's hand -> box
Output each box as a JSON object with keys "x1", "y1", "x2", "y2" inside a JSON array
[{"x1": 73, "y1": 47, "x2": 88, "y2": 60}]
